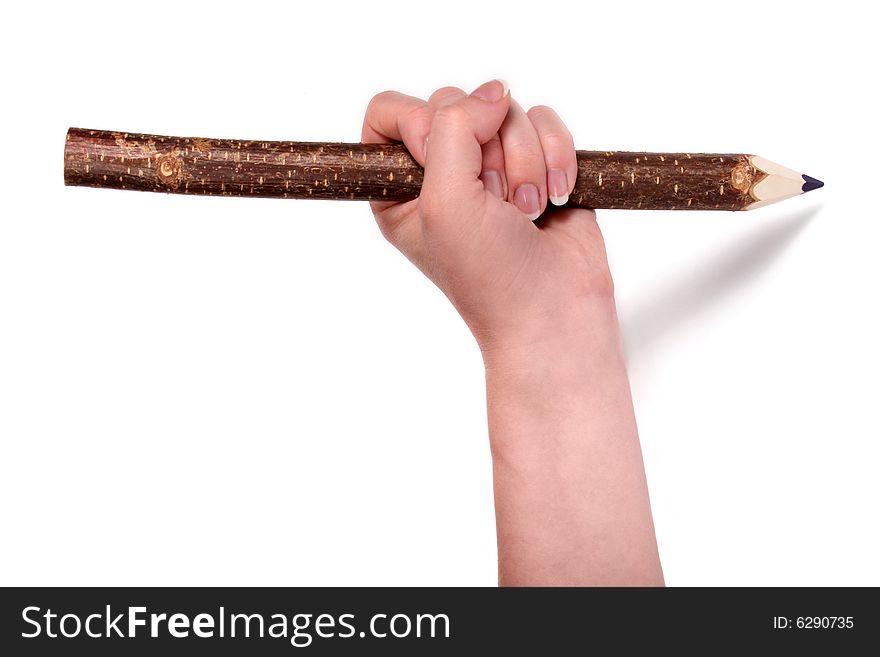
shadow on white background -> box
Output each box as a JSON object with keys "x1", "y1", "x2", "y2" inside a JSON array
[{"x1": 622, "y1": 203, "x2": 820, "y2": 364}]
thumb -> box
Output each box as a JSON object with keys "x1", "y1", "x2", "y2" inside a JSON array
[{"x1": 421, "y1": 80, "x2": 510, "y2": 220}]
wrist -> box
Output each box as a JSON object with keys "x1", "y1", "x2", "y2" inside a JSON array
[
  {"x1": 477, "y1": 293, "x2": 622, "y2": 374},
  {"x1": 479, "y1": 295, "x2": 633, "y2": 460}
]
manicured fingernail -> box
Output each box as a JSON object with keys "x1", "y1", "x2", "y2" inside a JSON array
[
  {"x1": 548, "y1": 168, "x2": 570, "y2": 206},
  {"x1": 470, "y1": 79, "x2": 509, "y2": 102},
  {"x1": 481, "y1": 170, "x2": 504, "y2": 199},
  {"x1": 514, "y1": 183, "x2": 541, "y2": 221}
]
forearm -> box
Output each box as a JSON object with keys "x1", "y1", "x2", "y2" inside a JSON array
[{"x1": 483, "y1": 297, "x2": 663, "y2": 586}]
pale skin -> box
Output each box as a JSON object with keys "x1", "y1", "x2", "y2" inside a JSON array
[{"x1": 362, "y1": 79, "x2": 664, "y2": 586}]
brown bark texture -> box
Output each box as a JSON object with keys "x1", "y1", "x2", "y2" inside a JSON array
[{"x1": 64, "y1": 128, "x2": 759, "y2": 211}]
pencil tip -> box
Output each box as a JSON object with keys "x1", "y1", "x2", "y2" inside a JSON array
[{"x1": 802, "y1": 174, "x2": 824, "y2": 193}]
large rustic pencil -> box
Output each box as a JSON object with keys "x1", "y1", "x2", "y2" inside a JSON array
[{"x1": 64, "y1": 128, "x2": 823, "y2": 211}]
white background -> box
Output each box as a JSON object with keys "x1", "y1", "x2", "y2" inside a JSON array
[{"x1": 1, "y1": 0, "x2": 877, "y2": 586}]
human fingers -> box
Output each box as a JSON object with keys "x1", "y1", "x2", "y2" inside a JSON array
[
  {"x1": 426, "y1": 86, "x2": 507, "y2": 199},
  {"x1": 498, "y1": 99, "x2": 547, "y2": 221},
  {"x1": 419, "y1": 79, "x2": 511, "y2": 236},
  {"x1": 480, "y1": 133, "x2": 507, "y2": 200},
  {"x1": 427, "y1": 86, "x2": 467, "y2": 109},
  {"x1": 361, "y1": 90, "x2": 432, "y2": 166},
  {"x1": 361, "y1": 90, "x2": 431, "y2": 256},
  {"x1": 526, "y1": 105, "x2": 577, "y2": 206}
]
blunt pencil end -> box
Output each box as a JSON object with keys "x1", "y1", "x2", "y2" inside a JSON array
[{"x1": 802, "y1": 174, "x2": 824, "y2": 193}]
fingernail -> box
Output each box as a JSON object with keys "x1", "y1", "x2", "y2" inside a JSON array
[
  {"x1": 470, "y1": 79, "x2": 509, "y2": 102},
  {"x1": 481, "y1": 170, "x2": 504, "y2": 199},
  {"x1": 514, "y1": 183, "x2": 541, "y2": 221},
  {"x1": 548, "y1": 168, "x2": 570, "y2": 206}
]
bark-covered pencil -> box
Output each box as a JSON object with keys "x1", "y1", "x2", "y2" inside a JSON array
[{"x1": 64, "y1": 128, "x2": 823, "y2": 211}]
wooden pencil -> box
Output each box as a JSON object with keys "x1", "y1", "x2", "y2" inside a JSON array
[{"x1": 63, "y1": 128, "x2": 823, "y2": 211}]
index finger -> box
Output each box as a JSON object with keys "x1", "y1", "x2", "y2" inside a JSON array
[{"x1": 361, "y1": 90, "x2": 432, "y2": 166}]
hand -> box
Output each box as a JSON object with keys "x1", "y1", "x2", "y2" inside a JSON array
[
  {"x1": 361, "y1": 80, "x2": 613, "y2": 355},
  {"x1": 362, "y1": 80, "x2": 662, "y2": 586}
]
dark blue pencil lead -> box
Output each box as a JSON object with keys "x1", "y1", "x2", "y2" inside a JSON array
[{"x1": 802, "y1": 175, "x2": 824, "y2": 193}]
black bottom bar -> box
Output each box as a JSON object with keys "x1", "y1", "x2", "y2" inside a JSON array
[{"x1": 2, "y1": 587, "x2": 876, "y2": 655}]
